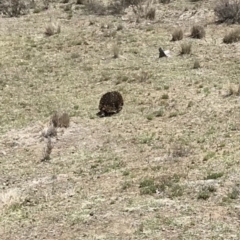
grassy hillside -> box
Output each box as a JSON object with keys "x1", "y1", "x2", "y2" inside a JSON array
[{"x1": 1, "y1": 0, "x2": 240, "y2": 239}]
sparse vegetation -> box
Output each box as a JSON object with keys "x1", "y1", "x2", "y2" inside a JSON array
[
  {"x1": 41, "y1": 137, "x2": 53, "y2": 161},
  {"x1": 1, "y1": 0, "x2": 240, "y2": 239},
  {"x1": 214, "y1": 0, "x2": 240, "y2": 24},
  {"x1": 180, "y1": 42, "x2": 192, "y2": 55},
  {"x1": 161, "y1": 93, "x2": 169, "y2": 99},
  {"x1": 0, "y1": 0, "x2": 28, "y2": 17},
  {"x1": 45, "y1": 22, "x2": 61, "y2": 36},
  {"x1": 228, "y1": 187, "x2": 239, "y2": 199},
  {"x1": 193, "y1": 59, "x2": 200, "y2": 69},
  {"x1": 83, "y1": 0, "x2": 106, "y2": 15},
  {"x1": 139, "y1": 178, "x2": 157, "y2": 195},
  {"x1": 145, "y1": 6, "x2": 156, "y2": 20},
  {"x1": 205, "y1": 172, "x2": 224, "y2": 180},
  {"x1": 171, "y1": 28, "x2": 183, "y2": 41},
  {"x1": 223, "y1": 28, "x2": 240, "y2": 43},
  {"x1": 198, "y1": 187, "x2": 211, "y2": 200},
  {"x1": 190, "y1": 25, "x2": 205, "y2": 39},
  {"x1": 203, "y1": 152, "x2": 215, "y2": 161},
  {"x1": 159, "y1": 0, "x2": 170, "y2": 3},
  {"x1": 153, "y1": 109, "x2": 164, "y2": 117},
  {"x1": 112, "y1": 43, "x2": 120, "y2": 58},
  {"x1": 146, "y1": 114, "x2": 154, "y2": 120}
]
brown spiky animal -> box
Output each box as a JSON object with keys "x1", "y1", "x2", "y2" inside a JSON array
[
  {"x1": 97, "y1": 91, "x2": 124, "y2": 117},
  {"x1": 51, "y1": 112, "x2": 70, "y2": 128}
]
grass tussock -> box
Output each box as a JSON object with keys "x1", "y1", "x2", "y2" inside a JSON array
[
  {"x1": 112, "y1": 43, "x2": 120, "y2": 58},
  {"x1": 145, "y1": 7, "x2": 156, "y2": 20},
  {"x1": 159, "y1": 0, "x2": 170, "y2": 3},
  {"x1": 190, "y1": 25, "x2": 205, "y2": 39},
  {"x1": 45, "y1": 22, "x2": 61, "y2": 36},
  {"x1": 0, "y1": 0, "x2": 28, "y2": 17},
  {"x1": 193, "y1": 59, "x2": 201, "y2": 69},
  {"x1": 214, "y1": 0, "x2": 240, "y2": 24},
  {"x1": 180, "y1": 42, "x2": 192, "y2": 55},
  {"x1": 131, "y1": 0, "x2": 156, "y2": 20},
  {"x1": 171, "y1": 28, "x2": 183, "y2": 41},
  {"x1": 223, "y1": 28, "x2": 240, "y2": 43},
  {"x1": 83, "y1": 0, "x2": 107, "y2": 15}
]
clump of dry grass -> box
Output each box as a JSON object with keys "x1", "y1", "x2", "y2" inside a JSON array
[
  {"x1": 236, "y1": 83, "x2": 240, "y2": 96},
  {"x1": 117, "y1": 24, "x2": 123, "y2": 31},
  {"x1": 139, "y1": 70, "x2": 150, "y2": 82},
  {"x1": 222, "y1": 82, "x2": 240, "y2": 97},
  {"x1": 41, "y1": 125, "x2": 57, "y2": 138},
  {"x1": 193, "y1": 59, "x2": 201, "y2": 69},
  {"x1": 0, "y1": 188, "x2": 23, "y2": 210},
  {"x1": 45, "y1": 22, "x2": 61, "y2": 37},
  {"x1": 51, "y1": 112, "x2": 70, "y2": 128},
  {"x1": 76, "y1": 0, "x2": 84, "y2": 4},
  {"x1": 83, "y1": 0, "x2": 106, "y2": 15},
  {"x1": 214, "y1": 0, "x2": 240, "y2": 24},
  {"x1": 159, "y1": 0, "x2": 170, "y2": 3},
  {"x1": 41, "y1": 137, "x2": 53, "y2": 161},
  {"x1": 171, "y1": 28, "x2": 183, "y2": 41},
  {"x1": 112, "y1": 43, "x2": 120, "y2": 58},
  {"x1": 145, "y1": 7, "x2": 156, "y2": 20},
  {"x1": 223, "y1": 29, "x2": 240, "y2": 43},
  {"x1": 190, "y1": 25, "x2": 205, "y2": 39},
  {"x1": 0, "y1": 0, "x2": 28, "y2": 17},
  {"x1": 180, "y1": 42, "x2": 192, "y2": 55}
]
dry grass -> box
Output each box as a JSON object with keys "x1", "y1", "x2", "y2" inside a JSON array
[
  {"x1": 83, "y1": 0, "x2": 106, "y2": 15},
  {"x1": 223, "y1": 28, "x2": 240, "y2": 43},
  {"x1": 190, "y1": 25, "x2": 205, "y2": 39},
  {"x1": 45, "y1": 22, "x2": 61, "y2": 36},
  {"x1": 180, "y1": 42, "x2": 192, "y2": 55},
  {"x1": 214, "y1": 0, "x2": 240, "y2": 24},
  {"x1": 171, "y1": 28, "x2": 183, "y2": 41},
  {"x1": 1, "y1": 1, "x2": 240, "y2": 239},
  {"x1": 193, "y1": 59, "x2": 200, "y2": 69},
  {"x1": 112, "y1": 43, "x2": 120, "y2": 58},
  {"x1": 0, "y1": 0, "x2": 29, "y2": 17},
  {"x1": 145, "y1": 6, "x2": 156, "y2": 20},
  {"x1": 159, "y1": 0, "x2": 171, "y2": 3}
]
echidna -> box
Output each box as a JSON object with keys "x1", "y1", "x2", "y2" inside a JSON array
[{"x1": 97, "y1": 91, "x2": 124, "y2": 117}]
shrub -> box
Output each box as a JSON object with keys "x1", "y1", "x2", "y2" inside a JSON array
[
  {"x1": 180, "y1": 42, "x2": 192, "y2": 55},
  {"x1": 193, "y1": 59, "x2": 201, "y2": 69},
  {"x1": 45, "y1": 23, "x2": 61, "y2": 37},
  {"x1": 108, "y1": 0, "x2": 145, "y2": 15},
  {"x1": 214, "y1": 0, "x2": 240, "y2": 24},
  {"x1": 109, "y1": 0, "x2": 154, "y2": 20},
  {"x1": 112, "y1": 43, "x2": 120, "y2": 58},
  {"x1": 107, "y1": 0, "x2": 125, "y2": 14},
  {"x1": 145, "y1": 7, "x2": 155, "y2": 20},
  {"x1": 139, "y1": 178, "x2": 157, "y2": 195},
  {"x1": 76, "y1": 0, "x2": 85, "y2": 4},
  {"x1": 0, "y1": 0, "x2": 29, "y2": 17},
  {"x1": 171, "y1": 28, "x2": 183, "y2": 41},
  {"x1": 190, "y1": 25, "x2": 205, "y2": 39},
  {"x1": 223, "y1": 29, "x2": 240, "y2": 43},
  {"x1": 205, "y1": 172, "x2": 224, "y2": 180},
  {"x1": 159, "y1": 0, "x2": 170, "y2": 3},
  {"x1": 84, "y1": 0, "x2": 107, "y2": 15}
]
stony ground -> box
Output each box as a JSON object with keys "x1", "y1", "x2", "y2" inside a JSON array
[{"x1": 1, "y1": 0, "x2": 240, "y2": 239}]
